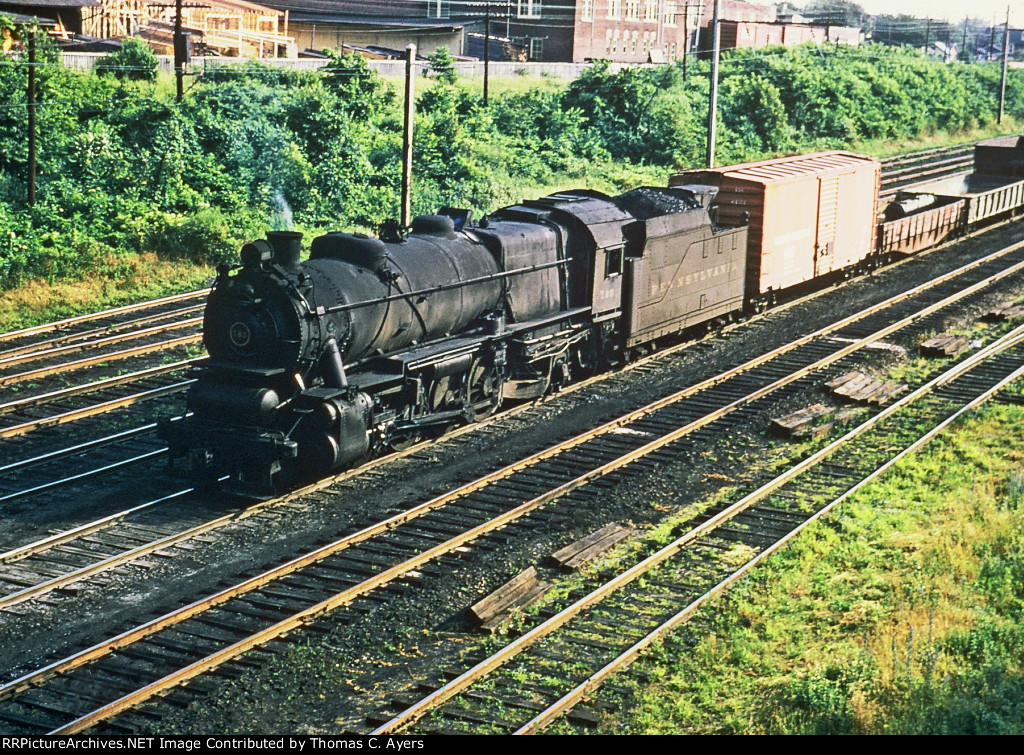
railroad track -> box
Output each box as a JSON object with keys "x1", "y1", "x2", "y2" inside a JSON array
[
  {"x1": 1, "y1": 236, "x2": 1023, "y2": 734},
  {"x1": 879, "y1": 143, "x2": 975, "y2": 197},
  {"x1": 370, "y1": 323, "x2": 1024, "y2": 735},
  {"x1": 0, "y1": 361, "x2": 197, "y2": 443},
  {"x1": 2, "y1": 235, "x2": 1021, "y2": 616},
  {"x1": 0, "y1": 290, "x2": 206, "y2": 354},
  {"x1": 0, "y1": 290, "x2": 207, "y2": 457}
]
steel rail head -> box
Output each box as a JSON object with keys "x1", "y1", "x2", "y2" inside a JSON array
[
  {"x1": 0, "y1": 289, "x2": 206, "y2": 345},
  {"x1": 0, "y1": 333, "x2": 202, "y2": 388}
]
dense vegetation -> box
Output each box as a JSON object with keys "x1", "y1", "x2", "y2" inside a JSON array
[{"x1": 1, "y1": 34, "x2": 1023, "y2": 293}]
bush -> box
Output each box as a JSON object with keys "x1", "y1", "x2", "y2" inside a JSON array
[
  {"x1": 143, "y1": 208, "x2": 238, "y2": 264},
  {"x1": 96, "y1": 38, "x2": 158, "y2": 82}
]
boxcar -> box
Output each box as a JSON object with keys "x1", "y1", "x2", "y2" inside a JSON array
[{"x1": 671, "y1": 152, "x2": 881, "y2": 304}]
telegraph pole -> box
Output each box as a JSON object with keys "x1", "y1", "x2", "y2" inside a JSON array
[
  {"x1": 484, "y1": 3, "x2": 490, "y2": 107},
  {"x1": 401, "y1": 43, "x2": 416, "y2": 228},
  {"x1": 682, "y1": 1, "x2": 689, "y2": 80},
  {"x1": 962, "y1": 17, "x2": 969, "y2": 61},
  {"x1": 706, "y1": 0, "x2": 720, "y2": 168},
  {"x1": 924, "y1": 17, "x2": 930, "y2": 54},
  {"x1": 174, "y1": 0, "x2": 184, "y2": 102},
  {"x1": 999, "y1": 6, "x2": 1009, "y2": 123},
  {"x1": 27, "y1": 27, "x2": 36, "y2": 206}
]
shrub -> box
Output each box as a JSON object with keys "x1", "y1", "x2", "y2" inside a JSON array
[
  {"x1": 143, "y1": 208, "x2": 238, "y2": 264},
  {"x1": 96, "y1": 38, "x2": 158, "y2": 82}
]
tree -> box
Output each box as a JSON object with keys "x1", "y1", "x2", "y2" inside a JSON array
[
  {"x1": 428, "y1": 46, "x2": 459, "y2": 85},
  {"x1": 95, "y1": 38, "x2": 158, "y2": 82},
  {"x1": 800, "y1": 0, "x2": 866, "y2": 28}
]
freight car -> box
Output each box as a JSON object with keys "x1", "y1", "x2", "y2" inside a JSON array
[
  {"x1": 877, "y1": 136, "x2": 1024, "y2": 258},
  {"x1": 671, "y1": 151, "x2": 881, "y2": 310},
  {"x1": 161, "y1": 186, "x2": 747, "y2": 493}
]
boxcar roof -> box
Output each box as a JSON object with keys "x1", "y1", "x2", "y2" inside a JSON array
[{"x1": 692, "y1": 151, "x2": 878, "y2": 186}]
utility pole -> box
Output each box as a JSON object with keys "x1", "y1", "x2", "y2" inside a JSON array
[
  {"x1": 990, "y1": 15, "x2": 996, "y2": 60},
  {"x1": 27, "y1": 27, "x2": 36, "y2": 206},
  {"x1": 999, "y1": 6, "x2": 1009, "y2": 123},
  {"x1": 484, "y1": 3, "x2": 490, "y2": 107},
  {"x1": 706, "y1": 0, "x2": 720, "y2": 169},
  {"x1": 924, "y1": 17, "x2": 930, "y2": 55},
  {"x1": 401, "y1": 43, "x2": 416, "y2": 229},
  {"x1": 682, "y1": 1, "x2": 689, "y2": 81},
  {"x1": 962, "y1": 17, "x2": 969, "y2": 62},
  {"x1": 174, "y1": 0, "x2": 184, "y2": 102}
]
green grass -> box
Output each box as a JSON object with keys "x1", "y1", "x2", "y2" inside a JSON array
[
  {"x1": 610, "y1": 401, "x2": 1024, "y2": 735},
  {"x1": 852, "y1": 118, "x2": 1022, "y2": 159},
  {"x1": 0, "y1": 253, "x2": 214, "y2": 332}
]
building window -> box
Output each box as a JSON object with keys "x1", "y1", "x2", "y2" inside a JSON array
[
  {"x1": 665, "y1": 1, "x2": 677, "y2": 26},
  {"x1": 631, "y1": 29, "x2": 639, "y2": 53},
  {"x1": 529, "y1": 37, "x2": 544, "y2": 59},
  {"x1": 606, "y1": 28, "x2": 613, "y2": 54},
  {"x1": 518, "y1": 0, "x2": 542, "y2": 18},
  {"x1": 608, "y1": 0, "x2": 621, "y2": 20},
  {"x1": 644, "y1": 0, "x2": 657, "y2": 22},
  {"x1": 427, "y1": 0, "x2": 449, "y2": 18},
  {"x1": 626, "y1": 0, "x2": 639, "y2": 20},
  {"x1": 581, "y1": 0, "x2": 594, "y2": 21}
]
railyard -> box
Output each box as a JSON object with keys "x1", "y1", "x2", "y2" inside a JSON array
[{"x1": 0, "y1": 138, "x2": 1023, "y2": 730}]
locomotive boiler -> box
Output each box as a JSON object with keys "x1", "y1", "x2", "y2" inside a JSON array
[{"x1": 161, "y1": 186, "x2": 748, "y2": 494}]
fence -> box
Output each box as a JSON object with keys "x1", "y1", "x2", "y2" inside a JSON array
[{"x1": 60, "y1": 53, "x2": 596, "y2": 79}]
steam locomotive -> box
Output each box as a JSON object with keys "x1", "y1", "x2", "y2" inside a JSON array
[{"x1": 161, "y1": 185, "x2": 747, "y2": 493}]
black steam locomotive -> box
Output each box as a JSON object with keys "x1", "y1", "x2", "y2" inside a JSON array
[{"x1": 161, "y1": 187, "x2": 748, "y2": 493}]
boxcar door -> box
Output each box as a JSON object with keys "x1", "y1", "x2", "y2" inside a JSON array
[{"x1": 814, "y1": 176, "x2": 838, "y2": 277}]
